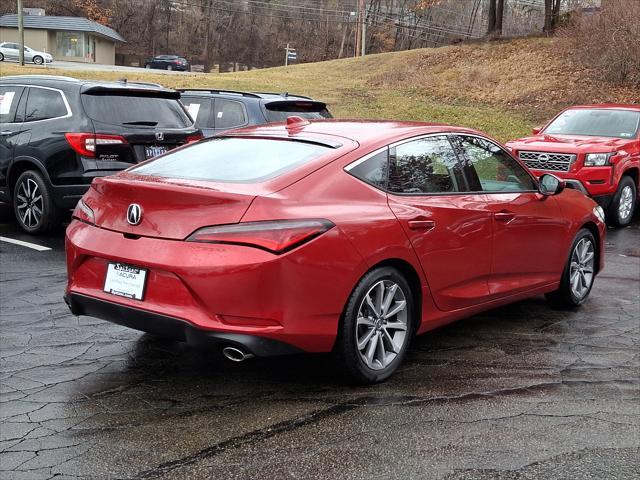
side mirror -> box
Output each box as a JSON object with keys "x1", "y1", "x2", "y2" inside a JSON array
[
  {"x1": 532, "y1": 127, "x2": 542, "y2": 135},
  {"x1": 538, "y1": 174, "x2": 565, "y2": 196}
]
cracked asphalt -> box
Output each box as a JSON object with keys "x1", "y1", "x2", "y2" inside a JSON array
[{"x1": 1, "y1": 203, "x2": 638, "y2": 480}]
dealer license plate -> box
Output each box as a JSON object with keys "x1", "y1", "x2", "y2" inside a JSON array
[
  {"x1": 145, "y1": 145, "x2": 168, "y2": 158},
  {"x1": 103, "y1": 263, "x2": 147, "y2": 300}
]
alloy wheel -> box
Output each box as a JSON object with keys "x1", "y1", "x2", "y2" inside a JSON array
[
  {"x1": 356, "y1": 280, "x2": 408, "y2": 370},
  {"x1": 16, "y1": 178, "x2": 44, "y2": 229},
  {"x1": 569, "y1": 237, "x2": 595, "y2": 300},
  {"x1": 618, "y1": 185, "x2": 634, "y2": 221}
]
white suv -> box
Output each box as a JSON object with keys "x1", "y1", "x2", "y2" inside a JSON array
[{"x1": 0, "y1": 42, "x2": 53, "y2": 64}]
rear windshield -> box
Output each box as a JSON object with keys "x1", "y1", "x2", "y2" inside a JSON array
[
  {"x1": 82, "y1": 93, "x2": 192, "y2": 128},
  {"x1": 544, "y1": 109, "x2": 640, "y2": 139},
  {"x1": 264, "y1": 101, "x2": 331, "y2": 122},
  {"x1": 132, "y1": 137, "x2": 330, "y2": 183}
]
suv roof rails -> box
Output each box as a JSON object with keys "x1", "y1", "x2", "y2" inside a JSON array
[
  {"x1": 177, "y1": 88, "x2": 262, "y2": 98},
  {"x1": 252, "y1": 92, "x2": 313, "y2": 100},
  {"x1": 0, "y1": 74, "x2": 79, "y2": 82}
]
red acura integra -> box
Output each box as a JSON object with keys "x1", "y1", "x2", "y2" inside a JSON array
[
  {"x1": 506, "y1": 105, "x2": 640, "y2": 227},
  {"x1": 65, "y1": 119, "x2": 606, "y2": 383}
]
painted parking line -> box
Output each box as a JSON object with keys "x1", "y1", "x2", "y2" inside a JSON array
[{"x1": 0, "y1": 236, "x2": 52, "y2": 252}]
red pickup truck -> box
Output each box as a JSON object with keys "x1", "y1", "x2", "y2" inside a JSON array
[{"x1": 506, "y1": 104, "x2": 639, "y2": 227}]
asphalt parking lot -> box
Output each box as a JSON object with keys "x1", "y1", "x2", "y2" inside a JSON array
[{"x1": 0, "y1": 202, "x2": 638, "y2": 480}]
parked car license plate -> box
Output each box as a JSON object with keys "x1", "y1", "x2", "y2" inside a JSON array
[
  {"x1": 145, "y1": 145, "x2": 168, "y2": 158},
  {"x1": 103, "y1": 263, "x2": 147, "y2": 300}
]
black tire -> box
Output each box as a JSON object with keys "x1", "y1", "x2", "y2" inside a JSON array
[
  {"x1": 606, "y1": 176, "x2": 637, "y2": 228},
  {"x1": 0, "y1": 53, "x2": 4, "y2": 61},
  {"x1": 545, "y1": 228, "x2": 597, "y2": 308},
  {"x1": 12, "y1": 170, "x2": 59, "y2": 234},
  {"x1": 33, "y1": 55, "x2": 44, "y2": 65},
  {"x1": 333, "y1": 266, "x2": 415, "y2": 384}
]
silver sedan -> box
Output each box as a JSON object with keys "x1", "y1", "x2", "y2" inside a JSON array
[{"x1": 0, "y1": 42, "x2": 54, "y2": 64}]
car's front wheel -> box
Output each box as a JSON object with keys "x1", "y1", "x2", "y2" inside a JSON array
[
  {"x1": 167, "y1": 64, "x2": 173, "y2": 71},
  {"x1": 607, "y1": 175, "x2": 636, "y2": 228},
  {"x1": 13, "y1": 170, "x2": 58, "y2": 234},
  {"x1": 546, "y1": 228, "x2": 597, "y2": 308},
  {"x1": 334, "y1": 266, "x2": 415, "y2": 384},
  {"x1": 33, "y1": 55, "x2": 43, "y2": 65},
  {"x1": 145, "y1": 63, "x2": 151, "y2": 69},
  {"x1": 0, "y1": 53, "x2": 4, "y2": 61}
]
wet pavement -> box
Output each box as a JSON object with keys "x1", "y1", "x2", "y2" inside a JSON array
[{"x1": 1, "y1": 202, "x2": 638, "y2": 479}]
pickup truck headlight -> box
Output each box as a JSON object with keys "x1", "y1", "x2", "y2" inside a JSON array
[{"x1": 584, "y1": 153, "x2": 613, "y2": 166}]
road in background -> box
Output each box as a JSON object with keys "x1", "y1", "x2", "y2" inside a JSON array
[
  {"x1": 1, "y1": 202, "x2": 638, "y2": 479},
  {"x1": 1, "y1": 59, "x2": 200, "y2": 75}
]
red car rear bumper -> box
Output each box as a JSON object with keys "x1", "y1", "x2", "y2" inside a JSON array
[{"x1": 65, "y1": 220, "x2": 367, "y2": 354}]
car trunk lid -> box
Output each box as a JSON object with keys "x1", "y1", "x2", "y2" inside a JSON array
[{"x1": 85, "y1": 174, "x2": 256, "y2": 240}]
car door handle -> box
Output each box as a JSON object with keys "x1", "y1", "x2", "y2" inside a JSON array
[
  {"x1": 494, "y1": 211, "x2": 516, "y2": 223},
  {"x1": 0, "y1": 131, "x2": 13, "y2": 136},
  {"x1": 408, "y1": 220, "x2": 436, "y2": 230}
]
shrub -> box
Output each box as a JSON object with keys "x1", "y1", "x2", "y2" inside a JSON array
[{"x1": 560, "y1": 0, "x2": 640, "y2": 87}]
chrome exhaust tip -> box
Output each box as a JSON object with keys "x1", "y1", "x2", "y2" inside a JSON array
[{"x1": 222, "y1": 346, "x2": 254, "y2": 362}]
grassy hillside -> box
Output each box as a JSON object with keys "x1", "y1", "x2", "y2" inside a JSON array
[{"x1": 1, "y1": 37, "x2": 637, "y2": 142}]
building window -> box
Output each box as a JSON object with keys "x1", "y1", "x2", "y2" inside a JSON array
[{"x1": 56, "y1": 31, "x2": 84, "y2": 58}]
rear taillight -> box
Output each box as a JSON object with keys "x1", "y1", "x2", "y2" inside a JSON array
[
  {"x1": 186, "y1": 219, "x2": 334, "y2": 254},
  {"x1": 185, "y1": 132, "x2": 204, "y2": 144},
  {"x1": 65, "y1": 133, "x2": 128, "y2": 158},
  {"x1": 72, "y1": 199, "x2": 95, "y2": 225}
]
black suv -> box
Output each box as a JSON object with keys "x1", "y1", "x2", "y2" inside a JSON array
[
  {"x1": 0, "y1": 75, "x2": 201, "y2": 234},
  {"x1": 178, "y1": 89, "x2": 332, "y2": 136}
]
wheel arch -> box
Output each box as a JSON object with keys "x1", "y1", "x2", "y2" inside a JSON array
[
  {"x1": 7, "y1": 158, "x2": 51, "y2": 196},
  {"x1": 580, "y1": 221, "x2": 602, "y2": 274},
  {"x1": 622, "y1": 167, "x2": 639, "y2": 190}
]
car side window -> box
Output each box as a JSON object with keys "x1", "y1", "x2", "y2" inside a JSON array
[
  {"x1": 0, "y1": 86, "x2": 24, "y2": 123},
  {"x1": 24, "y1": 88, "x2": 67, "y2": 122},
  {"x1": 348, "y1": 149, "x2": 388, "y2": 190},
  {"x1": 456, "y1": 135, "x2": 536, "y2": 192},
  {"x1": 214, "y1": 99, "x2": 247, "y2": 130},
  {"x1": 181, "y1": 97, "x2": 213, "y2": 129},
  {"x1": 388, "y1": 136, "x2": 467, "y2": 194}
]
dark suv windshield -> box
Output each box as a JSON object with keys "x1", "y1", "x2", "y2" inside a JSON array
[
  {"x1": 264, "y1": 101, "x2": 331, "y2": 122},
  {"x1": 82, "y1": 93, "x2": 192, "y2": 128},
  {"x1": 132, "y1": 137, "x2": 330, "y2": 183},
  {"x1": 544, "y1": 109, "x2": 640, "y2": 139}
]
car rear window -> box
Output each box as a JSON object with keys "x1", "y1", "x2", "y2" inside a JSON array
[
  {"x1": 132, "y1": 137, "x2": 330, "y2": 183},
  {"x1": 82, "y1": 93, "x2": 192, "y2": 128},
  {"x1": 264, "y1": 101, "x2": 331, "y2": 122}
]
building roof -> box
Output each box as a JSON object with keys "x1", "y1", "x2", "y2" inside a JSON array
[{"x1": 0, "y1": 14, "x2": 125, "y2": 43}]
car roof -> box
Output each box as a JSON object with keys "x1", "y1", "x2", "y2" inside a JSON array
[
  {"x1": 0, "y1": 75, "x2": 173, "y2": 93},
  {"x1": 226, "y1": 119, "x2": 484, "y2": 149},
  {"x1": 563, "y1": 104, "x2": 640, "y2": 112}
]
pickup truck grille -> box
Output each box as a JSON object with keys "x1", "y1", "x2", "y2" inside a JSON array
[{"x1": 518, "y1": 151, "x2": 575, "y2": 172}]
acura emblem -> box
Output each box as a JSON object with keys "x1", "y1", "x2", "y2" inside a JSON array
[
  {"x1": 155, "y1": 132, "x2": 164, "y2": 141},
  {"x1": 127, "y1": 204, "x2": 142, "y2": 225}
]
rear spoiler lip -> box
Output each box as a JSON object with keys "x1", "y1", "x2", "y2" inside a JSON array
[
  {"x1": 81, "y1": 85, "x2": 181, "y2": 99},
  {"x1": 221, "y1": 133, "x2": 342, "y2": 149}
]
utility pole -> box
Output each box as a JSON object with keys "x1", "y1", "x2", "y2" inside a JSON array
[
  {"x1": 354, "y1": 8, "x2": 360, "y2": 57},
  {"x1": 17, "y1": 0, "x2": 25, "y2": 66},
  {"x1": 360, "y1": 0, "x2": 366, "y2": 56},
  {"x1": 285, "y1": 42, "x2": 289, "y2": 66}
]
